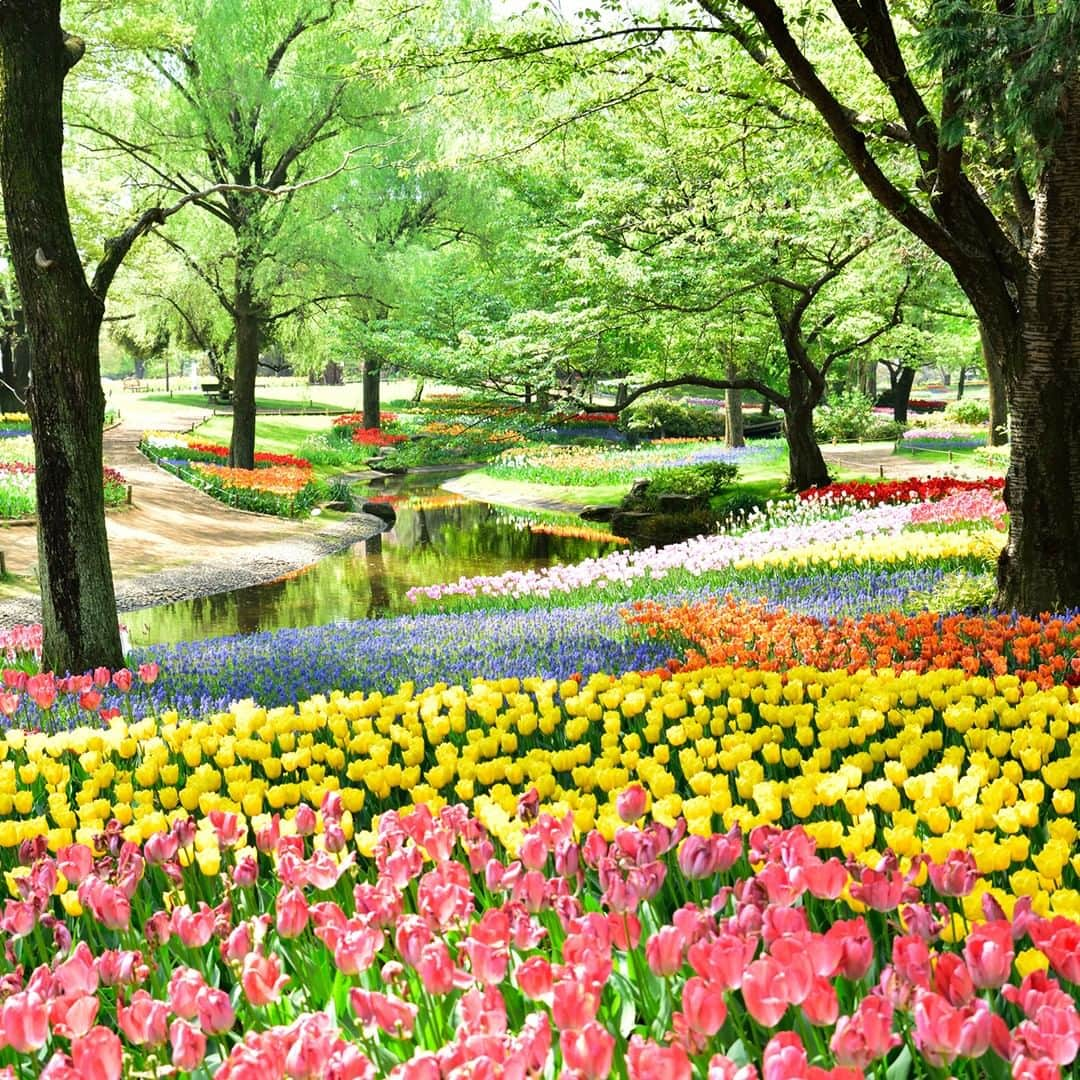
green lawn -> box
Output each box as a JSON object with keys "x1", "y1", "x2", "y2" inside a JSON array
[{"x1": 145, "y1": 392, "x2": 353, "y2": 414}]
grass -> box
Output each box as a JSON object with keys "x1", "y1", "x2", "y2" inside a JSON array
[{"x1": 144, "y1": 392, "x2": 352, "y2": 414}]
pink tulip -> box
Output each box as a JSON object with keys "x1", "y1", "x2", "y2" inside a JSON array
[
  {"x1": 48, "y1": 994, "x2": 98, "y2": 1039},
  {"x1": 926, "y1": 850, "x2": 978, "y2": 897},
  {"x1": 934, "y1": 953, "x2": 975, "y2": 1006},
  {"x1": 831, "y1": 993, "x2": 900, "y2": 1069},
  {"x1": 275, "y1": 885, "x2": 309, "y2": 939},
  {"x1": 112, "y1": 668, "x2": 132, "y2": 692},
  {"x1": 627, "y1": 1035, "x2": 691, "y2": 1080},
  {"x1": 516, "y1": 955, "x2": 554, "y2": 1000},
  {"x1": 561, "y1": 1020, "x2": 616, "y2": 1079},
  {"x1": 682, "y1": 975, "x2": 727, "y2": 1036},
  {"x1": 167, "y1": 967, "x2": 206, "y2": 1020},
  {"x1": 195, "y1": 986, "x2": 234, "y2": 1035},
  {"x1": 169, "y1": 1018, "x2": 207, "y2": 1071},
  {"x1": 416, "y1": 940, "x2": 457, "y2": 995},
  {"x1": 56, "y1": 844, "x2": 93, "y2": 885},
  {"x1": 350, "y1": 987, "x2": 417, "y2": 1037},
  {"x1": 967, "y1": 924, "x2": 1015, "y2": 989},
  {"x1": 645, "y1": 924, "x2": 684, "y2": 977},
  {"x1": 2, "y1": 990, "x2": 49, "y2": 1052},
  {"x1": 741, "y1": 957, "x2": 789, "y2": 1027},
  {"x1": 616, "y1": 784, "x2": 649, "y2": 823},
  {"x1": 70, "y1": 1026, "x2": 122, "y2": 1080},
  {"x1": 137, "y1": 662, "x2": 160, "y2": 685},
  {"x1": 241, "y1": 948, "x2": 288, "y2": 1006},
  {"x1": 294, "y1": 803, "x2": 317, "y2": 836},
  {"x1": 117, "y1": 990, "x2": 168, "y2": 1047}
]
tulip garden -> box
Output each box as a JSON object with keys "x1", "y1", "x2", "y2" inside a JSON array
[{"x1": 1, "y1": 469, "x2": 1079, "y2": 1079}]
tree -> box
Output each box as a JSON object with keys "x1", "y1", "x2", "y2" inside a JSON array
[
  {"x1": 688, "y1": 0, "x2": 1077, "y2": 609},
  {"x1": 0, "y1": 3, "x2": 129, "y2": 670},
  {"x1": 83, "y1": 0, "x2": 380, "y2": 468},
  {"x1": 0, "y1": 252, "x2": 29, "y2": 414},
  {"x1": 0, "y1": 1, "x2": 322, "y2": 670}
]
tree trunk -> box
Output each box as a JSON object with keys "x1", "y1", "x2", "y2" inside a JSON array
[
  {"x1": 362, "y1": 355, "x2": 380, "y2": 429},
  {"x1": 228, "y1": 280, "x2": 260, "y2": 469},
  {"x1": 892, "y1": 365, "x2": 916, "y2": 423},
  {"x1": 0, "y1": 313, "x2": 30, "y2": 414},
  {"x1": 724, "y1": 361, "x2": 744, "y2": 448},
  {"x1": 523, "y1": 383, "x2": 532, "y2": 407},
  {"x1": 941, "y1": 368, "x2": 951, "y2": 387},
  {"x1": 996, "y1": 79, "x2": 1080, "y2": 613},
  {"x1": 411, "y1": 378, "x2": 425, "y2": 405},
  {"x1": 783, "y1": 369, "x2": 829, "y2": 490},
  {"x1": 0, "y1": 2, "x2": 123, "y2": 670},
  {"x1": 981, "y1": 325, "x2": 1009, "y2": 446},
  {"x1": 956, "y1": 366, "x2": 967, "y2": 400},
  {"x1": 859, "y1": 358, "x2": 877, "y2": 400}
]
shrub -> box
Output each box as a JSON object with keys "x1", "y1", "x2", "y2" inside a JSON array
[
  {"x1": 627, "y1": 461, "x2": 738, "y2": 511},
  {"x1": 945, "y1": 399, "x2": 991, "y2": 425},
  {"x1": 618, "y1": 400, "x2": 724, "y2": 439},
  {"x1": 814, "y1": 389, "x2": 876, "y2": 441},
  {"x1": 904, "y1": 569, "x2": 996, "y2": 614}
]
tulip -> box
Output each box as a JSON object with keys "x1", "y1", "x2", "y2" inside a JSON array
[
  {"x1": 241, "y1": 948, "x2": 288, "y2": 1006},
  {"x1": 561, "y1": 1021, "x2": 616, "y2": 1079},
  {"x1": 275, "y1": 885, "x2": 310, "y2": 939},
  {"x1": 831, "y1": 994, "x2": 900, "y2": 1070},
  {"x1": 2, "y1": 990, "x2": 49, "y2": 1052},
  {"x1": 615, "y1": 784, "x2": 648, "y2": 823},
  {"x1": 169, "y1": 1018, "x2": 207, "y2": 1071},
  {"x1": 117, "y1": 990, "x2": 168, "y2": 1047},
  {"x1": 682, "y1": 975, "x2": 727, "y2": 1036},
  {"x1": 644, "y1": 925, "x2": 684, "y2": 977},
  {"x1": 626, "y1": 1035, "x2": 691, "y2": 1080},
  {"x1": 195, "y1": 986, "x2": 234, "y2": 1035},
  {"x1": 963, "y1": 921, "x2": 1014, "y2": 990},
  {"x1": 70, "y1": 1026, "x2": 122, "y2": 1080}
]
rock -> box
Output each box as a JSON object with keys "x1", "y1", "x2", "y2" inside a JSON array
[
  {"x1": 611, "y1": 510, "x2": 653, "y2": 538},
  {"x1": 378, "y1": 464, "x2": 408, "y2": 476},
  {"x1": 629, "y1": 478, "x2": 651, "y2": 498},
  {"x1": 580, "y1": 505, "x2": 616, "y2": 522},
  {"x1": 326, "y1": 500, "x2": 352, "y2": 513},
  {"x1": 362, "y1": 501, "x2": 397, "y2": 524},
  {"x1": 366, "y1": 457, "x2": 387, "y2": 468},
  {"x1": 658, "y1": 493, "x2": 701, "y2": 513}
]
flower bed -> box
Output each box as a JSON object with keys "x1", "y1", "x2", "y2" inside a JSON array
[
  {"x1": 483, "y1": 441, "x2": 782, "y2": 488},
  {"x1": 0, "y1": 660, "x2": 1076, "y2": 1075},
  {"x1": 406, "y1": 499, "x2": 1000, "y2": 609},
  {"x1": 0, "y1": 462, "x2": 127, "y2": 519},
  {"x1": 799, "y1": 477, "x2": 1003, "y2": 507},
  {"x1": 141, "y1": 435, "x2": 322, "y2": 517}
]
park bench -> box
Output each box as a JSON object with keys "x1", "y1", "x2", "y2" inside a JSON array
[
  {"x1": 201, "y1": 381, "x2": 232, "y2": 405},
  {"x1": 122, "y1": 378, "x2": 148, "y2": 393}
]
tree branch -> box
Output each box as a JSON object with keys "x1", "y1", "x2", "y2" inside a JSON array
[{"x1": 90, "y1": 145, "x2": 377, "y2": 298}]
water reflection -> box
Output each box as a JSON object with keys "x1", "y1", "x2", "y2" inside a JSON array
[{"x1": 128, "y1": 476, "x2": 621, "y2": 646}]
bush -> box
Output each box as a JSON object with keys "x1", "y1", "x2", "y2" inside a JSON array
[
  {"x1": 628, "y1": 461, "x2": 738, "y2": 510},
  {"x1": 945, "y1": 399, "x2": 991, "y2": 425},
  {"x1": 814, "y1": 389, "x2": 876, "y2": 441},
  {"x1": 904, "y1": 570, "x2": 996, "y2": 614},
  {"x1": 619, "y1": 400, "x2": 724, "y2": 439},
  {"x1": 816, "y1": 391, "x2": 908, "y2": 442}
]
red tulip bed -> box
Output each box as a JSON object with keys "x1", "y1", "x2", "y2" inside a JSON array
[{"x1": 0, "y1": 788, "x2": 1076, "y2": 1079}]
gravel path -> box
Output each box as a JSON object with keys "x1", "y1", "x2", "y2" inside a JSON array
[{"x1": 0, "y1": 396, "x2": 384, "y2": 629}]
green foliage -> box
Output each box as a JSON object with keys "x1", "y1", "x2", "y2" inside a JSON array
[
  {"x1": 622, "y1": 462, "x2": 738, "y2": 514},
  {"x1": 905, "y1": 570, "x2": 996, "y2": 614},
  {"x1": 619, "y1": 401, "x2": 725, "y2": 439},
  {"x1": 814, "y1": 389, "x2": 878, "y2": 441},
  {"x1": 945, "y1": 399, "x2": 990, "y2": 425}
]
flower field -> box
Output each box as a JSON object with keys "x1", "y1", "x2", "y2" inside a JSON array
[
  {"x1": 4, "y1": 469, "x2": 1079, "y2": 1078},
  {"x1": 141, "y1": 434, "x2": 323, "y2": 517}
]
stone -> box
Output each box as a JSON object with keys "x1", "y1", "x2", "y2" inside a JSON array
[
  {"x1": 326, "y1": 500, "x2": 352, "y2": 513},
  {"x1": 579, "y1": 505, "x2": 616, "y2": 522},
  {"x1": 362, "y1": 501, "x2": 397, "y2": 524},
  {"x1": 658, "y1": 493, "x2": 701, "y2": 513},
  {"x1": 629, "y1": 478, "x2": 651, "y2": 498},
  {"x1": 610, "y1": 510, "x2": 653, "y2": 538}
]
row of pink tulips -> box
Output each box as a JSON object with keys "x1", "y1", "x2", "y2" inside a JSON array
[{"x1": 0, "y1": 788, "x2": 1075, "y2": 1077}]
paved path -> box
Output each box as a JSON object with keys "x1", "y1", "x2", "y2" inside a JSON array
[
  {"x1": 821, "y1": 441, "x2": 1000, "y2": 481},
  {"x1": 0, "y1": 395, "x2": 382, "y2": 625}
]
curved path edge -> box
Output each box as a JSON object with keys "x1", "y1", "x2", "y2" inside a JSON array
[{"x1": 0, "y1": 512, "x2": 386, "y2": 630}]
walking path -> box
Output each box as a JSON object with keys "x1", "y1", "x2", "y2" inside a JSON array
[
  {"x1": 0, "y1": 396, "x2": 383, "y2": 627},
  {"x1": 820, "y1": 441, "x2": 1000, "y2": 480}
]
